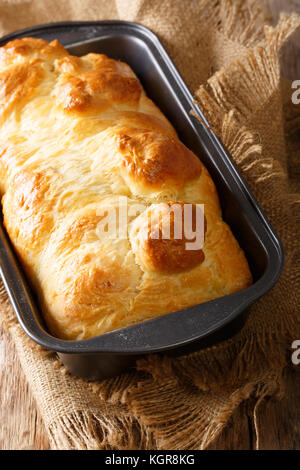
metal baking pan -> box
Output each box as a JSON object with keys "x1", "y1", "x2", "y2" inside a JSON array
[{"x1": 0, "y1": 21, "x2": 284, "y2": 380}]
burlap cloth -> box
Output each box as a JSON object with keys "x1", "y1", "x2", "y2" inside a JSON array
[{"x1": 0, "y1": 0, "x2": 299, "y2": 450}]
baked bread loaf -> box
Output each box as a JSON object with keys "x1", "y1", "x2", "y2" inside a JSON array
[{"x1": 0, "y1": 38, "x2": 252, "y2": 340}]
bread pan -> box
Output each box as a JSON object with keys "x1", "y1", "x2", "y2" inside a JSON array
[{"x1": 0, "y1": 21, "x2": 284, "y2": 379}]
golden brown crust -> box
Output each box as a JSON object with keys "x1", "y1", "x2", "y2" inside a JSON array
[
  {"x1": 116, "y1": 127, "x2": 202, "y2": 189},
  {"x1": 3, "y1": 169, "x2": 54, "y2": 249},
  {"x1": 0, "y1": 38, "x2": 252, "y2": 340},
  {"x1": 130, "y1": 202, "x2": 206, "y2": 274},
  {"x1": 54, "y1": 53, "x2": 142, "y2": 113},
  {"x1": 0, "y1": 38, "x2": 67, "y2": 65},
  {"x1": 0, "y1": 60, "x2": 43, "y2": 119}
]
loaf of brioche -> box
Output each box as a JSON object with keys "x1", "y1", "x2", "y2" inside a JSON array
[{"x1": 0, "y1": 38, "x2": 252, "y2": 340}]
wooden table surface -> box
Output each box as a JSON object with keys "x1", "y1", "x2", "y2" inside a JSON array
[{"x1": 0, "y1": 0, "x2": 300, "y2": 450}]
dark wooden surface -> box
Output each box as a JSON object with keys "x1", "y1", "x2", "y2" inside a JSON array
[
  {"x1": 0, "y1": 328, "x2": 50, "y2": 450},
  {"x1": 208, "y1": 367, "x2": 300, "y2": 450},
  {"x1": 0, "y1": 0, "x2": 299, "y2": 450}
]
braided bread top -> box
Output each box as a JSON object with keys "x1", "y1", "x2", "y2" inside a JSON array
[{"x1": 0, "y1": 38, "x2": 252, "y2": 339}]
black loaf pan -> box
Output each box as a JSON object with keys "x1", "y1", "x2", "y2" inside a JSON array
[{"x1": 0, "y1": 21, "x2": 284, "y2": 380}]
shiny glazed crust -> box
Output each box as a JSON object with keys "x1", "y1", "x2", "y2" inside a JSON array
[{"x1": 0, "y1": 38, "x2": 252, "y2": 340}]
